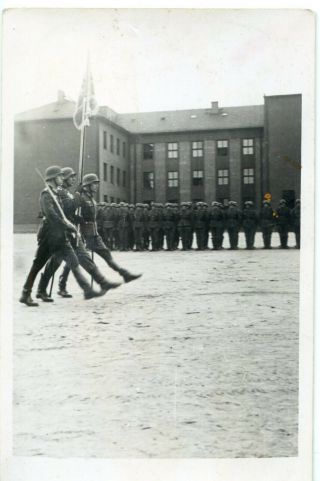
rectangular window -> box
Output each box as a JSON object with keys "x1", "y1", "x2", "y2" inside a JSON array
[
  {"x1": 243, "y1": 168, "x2": 254, "y2": 184},
  {"x1": 116, "y1": 138, "x2": 120, "y2": 155},
  {"x1": 103, "y1": 162, "x2": 107, "y2": 181},
  {"x1": 217, "y1": 169, "x2": 229, "y2": 185},
  {"x1": 103, "y1": 131, "x2": 107, "y2": 149},
  {"x1": 192, "y1": 170, "x2": 204, "y2": 186},
  {"x1": 117, "y1": 168, "x2": 120, "y2": 185},
  {"x1": 104, "y1": 195, "x2": 108, "y2": 202},
  {"x1": 123, "y1": 171, "x2": 126, "y2": 187},
  {"x1": 143, "y1": 172, "x2": 154, "y2": 190},
  {"x1": 242, "y1": 138, "x2": 254, "y2": 155},
  {"x1": 217, "y1": 140, "x2": 228, "y2": 156},
  {"x1": 123, "y1": 142, "x2": 126, "y2": 158},
  {"x1": 110, "y1": 135, "x2": 114, "y2": 153},
  {"x1": 167, "y1": 142, "x2": 179, "y2": 158},
  {"x1": 168, "y1": 171, "x2": 178, "y2": 187},
  {"x1": 192, "y1": 141, "x2": 203, "y2": 158},
  {"x1": 143, "y1": 143, "x2": 154, "y2": 160},
  {"x1": 110, "y1": 166, "x2": 114, "y2": 184},
  {"x1": 110, "y1": 196, "x2": 114, "y2": 203}
]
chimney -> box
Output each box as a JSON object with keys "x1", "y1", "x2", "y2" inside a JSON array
[
  {"x1": 57, "y1": 90, "x2": 66, "y2": 104},
  {"x1": 211, "y1": 101, "x2": 219, "y2": 113}
]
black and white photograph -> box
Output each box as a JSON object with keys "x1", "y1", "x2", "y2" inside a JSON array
[{"x1": 0, "y1": 7, "x2": 315, "y2": 481}]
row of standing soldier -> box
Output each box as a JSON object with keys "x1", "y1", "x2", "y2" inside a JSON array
[{"x1": 96, "y1": 198, "x2": 301, "y2": 251}]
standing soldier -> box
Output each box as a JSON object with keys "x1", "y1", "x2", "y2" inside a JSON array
[
  {"x1": 259, "y1": 200, "x2": 274, "y2": 249},
  {"x1": 275, "y1": 199, "x2": 291, "y2": 248},
  {"x1": 78, "y1": 174, "x2": 142, "y2": 281},
  {"x1": 172, "y1": 203, "x2": 180, "y2": 250},
  {"x1": 20, "y1": 166, "x2": 104, "y2": 306},
  {"x1": 142, "y1": 204, "x2": 150, "y2": 250},
  {"x1": 193, "y1": 202, "x2": 207, "y2": 250},
  {"x1": 149, "y1": 203, "x2": 161, "y2": 251},
  {"x1": 132, "y1": 203, "x2": 145, "y2": 251},
  {"x1": 96, "y1": 202, "x2": 106, "y2": 238},
  {"x1": 209, "y1": 201, "x2": 225, "y2": 250},
  {"x1": 100, "y1": 203, "x2": 116, "y2": 250},
  {"x1": 202, "y1": 203, "x2": 210, "y2": 249},
  {"x1": 128, "y1": 204, "x2": 135, "y2": 251},
  {"x1": 242, "y1": 201, "x2": 259, "y2": 249},
  {"x1": 112, "y1": 203, "x2": 120, "y2": 250},
  {"x1": 163, "y1": 203, "x2": 176, "y2": 251},
  {"x1": 157, "y1": 203, "x2": 165, "y2": 250},
  {"x1": 225, "y1": 201, "x2": 242, "y2": 249},
  {"x1": 118, "y1": 202, "x2": 130, "y2": 251},
  {"x1": 36, "y1": 167, "x2": 121, "y2": 300},
  {"x1": 178, "y1": 202, "x2": 193, "y2": 250},
  {"x1": 291, "y1": 199, "x2": 301, "y2": 249}
]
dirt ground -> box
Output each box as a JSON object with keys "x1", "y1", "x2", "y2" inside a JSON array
[{"x1": 13, "y1": 232, "x2": 299, "y2": 458}]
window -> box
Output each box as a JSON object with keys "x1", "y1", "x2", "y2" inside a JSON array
[
  {"x1": 243, "y1": 168, "x2": 254, "y2": 184},
  {"x1": 116, "y1": 138, "x2": 120, "y2": 155},
  {"x1": 104, "y1": 195, "x2": 108, "y2": 202},
  {"x1": 110, "y1": 166, "x2": 114, "y2": 184},
  {"x1": 143, "y1": 143, "x2": 154, "y2": 160},
  {"x1": 217, "y1": 169, "x2": 229, "y2": 185},
  {"x1": 143, "y1": 172, "x2": 154, "y2": 190},
  {"x1": 192, "y1": 141, "x2": 203, "y2": 158},
  {"x1": 123, "y1": 171, "x2": 126, "y2": 187},
  {"x1": 117, "y1": 198, "x2": 120, "y2": 204},
  {"x1": 242, "y1": 138, "x2": 254, "y2": 155},
  {"x1": 103, "y1": 163, "x2": 107, "y2": 181},
  {"x1": 110, "y1": 196, "x2": 114, "y2": 203},
  {"x1": 123, "y1": 142, "x2": 126, "y2": 158},
  {"x1": 117, "y1": 168, "x2": 120, "y2": 185},
  {"x1": 217, "y1": 140, "x2": 228, "y2": 156},
  {"x1": 192, "y1": 170, "x2": 204, "y2": 186},
  {"x1": 103, "y1": 131, "x2": 107, "y2": 149},
  {"x1": 110, "y1": 135, "x2": 114, "y2": 153},
  {"x1": 168, "y1": 142, "x2": 178, "y2": 158},
  {"x1": 168, "y1": 171, "x2": 178, "y2": 187}
]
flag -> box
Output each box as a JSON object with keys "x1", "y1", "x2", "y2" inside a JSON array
[{"x1": 73, "y1": 60, "x2": 99, "y2": 130}]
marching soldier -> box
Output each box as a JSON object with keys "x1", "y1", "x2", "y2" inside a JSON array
[
  {"x1": 78, "y1": 174, "x2": 142, "y2": 281},
  {"x1": 225, "y1": 201, "x2": 242, "y2": 249},
  {"x1": 242, "y1": 201, "x2": 259, "y2": 249},
  {"x1": 209, "y1": 201, "x2": 225, "y2": 250},
  {"x1": 36, "y1": 167, "x2": 121, "y2": 300},
  {"x1": 275, "y1": 199, "x2": 291, "y2": 248},
  {"x1": 291, "y1": 199, "x2": 300, "y2": 249},
  {"x1": 20, "y1": 166, "x2": 104, "y2": 306},
  {"x1": 259, "y1": 200, "x2": 274, "y2": 249}
]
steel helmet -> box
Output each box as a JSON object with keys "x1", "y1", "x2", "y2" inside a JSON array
[
  {"x1": 61, "y1": 167, "x2": 76, "y2": 180},
  {"x1": 45, "y1": 165, "x2": 63, "y2": 181},
  {"x1": 82, "y1": 173, "x2": 100, "y2": 186}
]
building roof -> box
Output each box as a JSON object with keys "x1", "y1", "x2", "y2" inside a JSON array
[{"x1": 16, "y1": 97, "x2": 264, "y2": 133}]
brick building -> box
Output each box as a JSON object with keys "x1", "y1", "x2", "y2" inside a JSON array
[{"x1": 14, "y1": 92, "x2": 301, "y2": 226}]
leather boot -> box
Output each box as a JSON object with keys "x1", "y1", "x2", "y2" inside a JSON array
[
  {"x1": 120, "y1": 269, "x2": 142, "y2": 283},
  {"x1": 57, "y1": 274, "x2": 73, "y2": 298},
  {"x1": 90, "y1": 267, "x2": 121, "y2": 293},
  {"x1": 72, "y1": 266, "x2": 105, "y2": 300},
  {"x1": 19, "y1": 288, "x2": 39, "y2": 307},
  {"x1": 36, "y1": 274, "x2": 54, "y2": 302}
]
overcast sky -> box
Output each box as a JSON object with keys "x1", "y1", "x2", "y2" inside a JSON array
[{"x1": 4, "y1": 9, "x2": 314, "y2": 114}]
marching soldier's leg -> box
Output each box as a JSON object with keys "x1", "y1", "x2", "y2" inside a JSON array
[
  {"x1": 36, "y1": 254, "x2": 62, "y2": 301},
  {"x1": 58, "y1": 264, "x2": 72, "y2": 298},
  {"x1": 20, "y1": 241, "x2": 52, "y2": 306}
]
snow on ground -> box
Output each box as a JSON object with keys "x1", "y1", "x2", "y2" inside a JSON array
[{"x1": 13, "y1": 232, "x2": 299, "y2": 458}]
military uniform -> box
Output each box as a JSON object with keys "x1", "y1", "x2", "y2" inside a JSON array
[
  {"x1": 259, "y1": 200, "x2": 274, "y2": 249},
  {"x1": 142, "y1": 204, "x2": 151, "y2": 250},
  {"x1": 100, "y1": 203, "x2": 117, "y2": 250},
  {"x1": 20, "y1": 166, "x2": 102, "y2": 306},
  {"x1": 275, "y1": 199, "x2": 291, "y2": 248},
  {"x1": 178, "y1": 203, "x2": 193, "y2": 250},
  {"x1": 132, "y1": 204, "x2": 145, "y2": 251},
  {"x1": 162, "y1": 203, "x2": 176, "y2": 251},
  {"x1": 193, "y1": 202, "x2": 208, "y2": 250},
  {"x1": 291, "y1": 199, "x2": 300, "y2": 249},
  {"x1": 117, "y1": 203, "x2": 130, "y2": 251},
  {"x1": 79, "y1": 174, "x2": 141, "y2": 282},
  {"x1": 149, "y1": 204, "x2": 161, "y2": 251},
  {"x1": 209, "y1": 202, "x2": 225, "y2": 249},
  {"x1": 225, "y1": 201, "x2": 242, "y2": 249},
  {"x1": 242, "y1": 201, "x2": 259, "y2": 249}
]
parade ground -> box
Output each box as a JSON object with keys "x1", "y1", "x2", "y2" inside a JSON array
[{"x1": 13, "y1": 232, "x2": 299, "y2": 458}]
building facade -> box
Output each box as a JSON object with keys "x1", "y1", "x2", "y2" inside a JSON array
[{"x1": 14, "y1": 93, "x2": 301, "y2": 226}]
